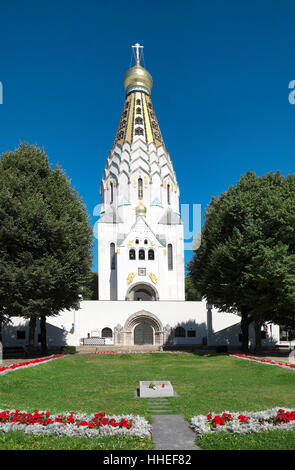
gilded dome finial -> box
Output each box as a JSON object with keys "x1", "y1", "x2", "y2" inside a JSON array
[{"x1": 124, "y1": 43, "x2": 153, "y2": 96}]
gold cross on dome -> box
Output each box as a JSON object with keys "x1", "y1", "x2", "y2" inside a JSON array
[{"x1": 132, "y1": 43, "x2": 143, "y2": 64}]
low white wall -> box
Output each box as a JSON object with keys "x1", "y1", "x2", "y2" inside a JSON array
[{"x1": 3, "y1": 300, "x2": 280, "y2": 349}]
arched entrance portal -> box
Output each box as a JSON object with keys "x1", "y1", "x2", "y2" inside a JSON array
[
  {"x1": 125, "y1": 283, "x2": 159, "y2": 301},
  {"x1": 134, "y1": 322, "x2": 154, "y2": 345},
  {"x1": 118, "y1": 310, "x2": 165, "y2": 346}
]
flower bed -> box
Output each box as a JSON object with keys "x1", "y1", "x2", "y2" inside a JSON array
[
  {"x1": 90, "y1": 350, "x2": 185, "y2": 354},
  {"x1": 191, "y1": 408, "x2": 295, "y2": 435},
  {"x1": 0, "y1": 409, "x2": 151, "y2": 438},
  {"x1": 230, "y1": 353, "x2": 295, "y2": 371},
  {"x1": 0, "y1": 354, "x2": 66, "y2": 375}
]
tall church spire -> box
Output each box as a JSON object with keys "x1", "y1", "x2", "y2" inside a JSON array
[
  {"x1": 113, "y1": 44, "x2": 164, "y2": 149},
  {"x1": 98, "y1": 44, "x2": 185, "y2": 302}
]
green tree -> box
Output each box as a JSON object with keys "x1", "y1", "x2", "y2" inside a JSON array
[
  {"x1": 0, "y1": 143, "x2": 94, "y2": 353},
  {"x1": 185, "y1": 274, "x2": 202, "y2": 301},
  {"x1": 82, "y1": 271, "x2": 98, "y2": 300},
  {"x1": 188, "y1": 171, "x2": 295, "y2": 352}
]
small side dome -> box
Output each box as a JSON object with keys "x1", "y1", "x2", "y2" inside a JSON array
[{"x1": 136, "y1": 201, "x2": 147, "y2": 217}]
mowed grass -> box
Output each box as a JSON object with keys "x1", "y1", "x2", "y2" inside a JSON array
[{"x1": 0, "y1": 352, "x2": 295, "y2": 449}]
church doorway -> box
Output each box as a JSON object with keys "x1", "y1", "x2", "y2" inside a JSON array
[
  {"x1": 125, "y1": 283, "x2": 159, "y2": 301},
  {"x1": 134, "y1": 322, "x2": 154, "y2": 345}
]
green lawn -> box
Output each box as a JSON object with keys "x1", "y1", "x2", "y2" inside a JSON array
[{"x1": 1, "y1": 352, "x2": 295, "y2": 449}]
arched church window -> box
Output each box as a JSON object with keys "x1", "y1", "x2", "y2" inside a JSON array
[
  {"x1": 135, "y1": 127, "x2": 144, "y2": 135},
  {"x1": 175, "y1": 326, "x2": 186, "y2": 337},
  {"x1": 135, "y1": 116, "x2": 143, "y2": 124},
  {"x1": 138, "y1": 178, "x2": 143, "y2": 199},
  {"x1": 135, "y1": 239, "x2": 139, "y2": 244},
  {"x1": 148, "y1": 249, "x2": 154, "y2": 260},
  {"x1": 102, "y1": 328, "x2": 112, "y2": 338},
  {"x1": 129, "y1": 249, "x2": 136, "y2": 260},
  {"x1": 136, "y1": 99, "x2": 141, "y2": 105},
  {"x1": 167, "y1": 184, "x2": 171, "y2": 205},
  {"x1": 144, "y1": 239, "x2": 148, "y2": 244},
  {"x1": 139, "y1": 249, "x2": 145, "y2": 260},
  {"x1": 110, "y1": 243, "x2": 116, "y2": 270},
  {"x1": 168, "y1": 244, "x2": 173, "y2": 270},
  {"x1": 136, "y1": 107, "x2": 141, "y2": 114}
]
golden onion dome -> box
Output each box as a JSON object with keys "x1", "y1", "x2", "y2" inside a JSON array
[
  {"x1": 136, "y1": 201, "x2": 147, "y2": 217},
  {"x1": 124, "y1": 62, "x2": 153, "y2": 96}
]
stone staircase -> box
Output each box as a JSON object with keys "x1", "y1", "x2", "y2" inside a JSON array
[{"x1": 76, "y1": 344, "x2": 163, "y2": 354}]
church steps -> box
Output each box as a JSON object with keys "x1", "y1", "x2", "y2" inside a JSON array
[{"x1": 76, "y1": 345, "x2": 163, "y2": 354}]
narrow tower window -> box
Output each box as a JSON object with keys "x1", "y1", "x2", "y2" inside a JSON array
[
  {"x1": 110, "y1": 243, "x2": 116, "y2": 270},
  {"x1": 110, "y1": 182, "x2": 114, "y2": 204},
  {"x1": 148, "y1": 249, "x2": 154, "y2": 260},
  {"x1": 139, "y1": 249, "x2": 145, "y2": 260},
  {"x1": 129, "y1": 249, "x2": 136, "y2": 260},
  {"x1": 135, "y1": 127, "x2": 144, "y2": 135},
  {"x1": 168, "y1": 244, "x2": 173, "y2": 270},
  {"x1": 136, "y1": 107, "x2": 141, "y2": 114},
  {"x1": 138, "y1": 178, "x2": 143, "y2": 200},
  {"x1": 167, "y1": 184, "x2": 171, "y2": 205}
]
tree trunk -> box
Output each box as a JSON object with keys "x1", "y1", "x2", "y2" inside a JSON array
[
  {"x1": 40, "y1": 316, "x2": 47, "y2": 355},
  {"x1": 0, "y1": 320, "x2": 2, "y2": 365},
  {"x1": 254, "y1": 320, "x2": 262, "y2": 353},
  {"x1": 240, "y1": 308, "x2": 251, "y2": 353},
  {"x1": 28, "y1": 316, "x2": 36, "y2": 348}
]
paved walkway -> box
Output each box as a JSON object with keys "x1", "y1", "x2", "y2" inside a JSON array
[
  {"x1": 146, "y1": 397, "x2": 200, "y2": 450},
  {"x1": 151, "y1": 414, "x2": 200, "y2": 450}
]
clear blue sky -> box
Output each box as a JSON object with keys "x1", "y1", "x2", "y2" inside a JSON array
[{"x1": 0, "y1": 0, "x2": 294, "y2": 272}]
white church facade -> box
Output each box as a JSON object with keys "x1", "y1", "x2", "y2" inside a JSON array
[{"x1": 3, "y1": 45, "x2": 279, "y2": 350}]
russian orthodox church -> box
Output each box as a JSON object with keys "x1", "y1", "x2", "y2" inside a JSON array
[
  {"x1": 3, "y1": 45, "x2": 279, "y2": 350},
  {"x1": 98, "y1": 43, "x2": 185, "y2": 303}
]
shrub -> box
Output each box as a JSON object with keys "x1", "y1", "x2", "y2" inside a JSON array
[
  {"x1": 216, "y1": 345, "x2": 228, "y2": 353},
  {"x1": 61, "y1": 346, "x2": 76, "y2": 355}
]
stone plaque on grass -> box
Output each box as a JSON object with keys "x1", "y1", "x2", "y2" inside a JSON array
[{"x1": 139, "y1": 381, "x2": 175, "y2": 398}]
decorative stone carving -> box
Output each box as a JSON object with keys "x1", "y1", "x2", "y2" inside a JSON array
[
  {"x1": 127, "y1": 272, "x2": 135, "y2": 285},
  {"x1": 163, "y1": 324, "x2": 173, "y2": 344},
  {"x1": 149, "y1": 272, "x2": 158, "y2": 285},
  {"x1": 114, "y1": 324, "x2": 123, "y2": 344}
]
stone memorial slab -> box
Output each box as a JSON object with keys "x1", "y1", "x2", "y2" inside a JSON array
[{"x1": 139, "y1": 380, "x2": 175, "y2": 398}]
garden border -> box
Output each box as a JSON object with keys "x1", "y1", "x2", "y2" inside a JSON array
[
  {"x1": 190, "y1": 407, "x2": 295, "y2": 435},
  {"x1": 0, "y1": 354, "x2": 66, "y2": 376},
  {"x1": 230, "y1": 353, "x2": 295, "y2": 371},
  {"x1": 0, "y1": 409, "x2": 151, "y2": 439}
]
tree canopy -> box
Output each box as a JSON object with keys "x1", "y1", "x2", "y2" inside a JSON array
[
  {"x1": 187, "y1": 170, "x2": 295, "y2": 350},
  {"x1": 0, "y1": 143, "x2": 94, "y2": 350}
]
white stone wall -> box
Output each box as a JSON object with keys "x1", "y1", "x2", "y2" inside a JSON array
[{"x1": 3, "y1": 300, "x2": 280, "y2": 349}]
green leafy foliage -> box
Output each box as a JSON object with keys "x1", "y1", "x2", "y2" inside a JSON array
[
  {"x1": 0, "y1": 143, "x2": 94, "y2": 326},
  {"x1": 187, "y1": 171, "x2": 295, "y2": 348}
]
